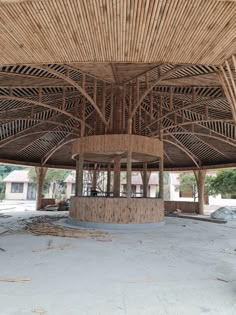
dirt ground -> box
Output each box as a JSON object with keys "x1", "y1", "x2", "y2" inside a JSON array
[{"x1": 0, "y1": 208, "x2": 236, "y2": 315}]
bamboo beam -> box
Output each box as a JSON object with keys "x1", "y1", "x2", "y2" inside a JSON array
[
  {"x1": 34, "y1": 66, "x2": 108, "y2": 125},
  {"x1": 164, "y1": 139, "x2": 199, "y2": 168},
  {"x1": 131, "y1": 65, "x2": 186, "y2": 118}
]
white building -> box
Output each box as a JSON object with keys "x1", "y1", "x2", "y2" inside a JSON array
[
  {"x1": 3, "y1": 170, "x2": 36, "y2": 200},
  {"x1": 120, "y1": 172, "x2": 159, "y2": 197},
  {"x1": 169, "y1": 171, "x2": 236, "y2": 207}
]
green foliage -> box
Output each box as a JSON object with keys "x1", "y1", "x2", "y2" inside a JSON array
[
  {"x1": 177, "y1": 170, "x2": 236, "y2": 199},
  {"x1": 163, "y1": 173, "x2": 169, "y2": 185},
  {"x1": 0, "y1": 164, "x2": 24, "y2": 177},
  {"x1": 207, "y1": 170, "x2": 236, "y2": 196},
  {"x1": 177, "y1": 172, "x2": 197, "y2": 200},
  {"x1": 28, "y1": 168, "x2": 70, "y2": 198},
  {"x1": 0, "y1": 192, "x2": 5, "y2": 201},
  {"x1": 177, "y1": 172, "x2": 196, "y2": 192}
]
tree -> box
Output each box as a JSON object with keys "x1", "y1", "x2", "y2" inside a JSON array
[
  {"x1": 28, "y1": 168, "x2": 70, "y2": 199},
  {"x1": 207, "y1": 169, "x2": 236, "y2": 197},
  {"x1": 177, "y1": 172, "x2": 198, "y2": 201}
]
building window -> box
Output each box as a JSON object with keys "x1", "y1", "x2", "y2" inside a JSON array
[{"x1": 11, "y1": 183, "x2": 24, "y2": 193}]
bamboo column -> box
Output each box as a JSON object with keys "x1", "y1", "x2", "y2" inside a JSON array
[
  {"x1": 159, "y1": 157, "x2": 164, "y2": 199},
  {"x1": 113, "y1": 156, "x2": 121, "y2": 197},
  {"x1": 35, "y1": 166, "x2": 47, "y2": 210},
  {"x1": 126, "y1": 118, "x2": 132, "y2": 198},
  {"x1": 126, "y1": 150, "x2": 132, "y2": 198},
  {"x1": 107, "y1": 164, "x2": 111, "y2": 196},
  {"x1": 75, "y1": 154, "x2": 84, "y2": 196},
  {"x1": 194, "y1": 169, "x2": 207, "y2": 215},
  {"x1": 142, "y1": 163, "x2": 151, "y2": 198},
  {"x1": 92, "y1": 167, "x2": 97, "y2": 192}
]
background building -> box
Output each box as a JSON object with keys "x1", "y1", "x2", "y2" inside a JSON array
[{"x1": 3, "y1": 170, "x2": 36, "y2": 200}]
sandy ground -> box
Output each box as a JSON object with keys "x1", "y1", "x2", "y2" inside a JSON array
[{"x1": 0, "y1": 207, "x2": 236, "y2": 315}]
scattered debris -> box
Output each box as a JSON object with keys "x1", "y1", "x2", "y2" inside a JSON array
[
  {"x1": 0, "y1": 214, "x2": 12, "y2": 218},
  {"x1": 0, "y1": 278, "x2": 31, "y2": 283},
  {"x1": 216, "y1": 278, "x2": 229, "y2": 283},
  {"x1": 176, "y1": 214, "x2": 227, "y2": 224},
  {"x1": 23, "y1": 215, "x2": 109, "y2": 239},
  {"x1": 32, "y1": 243, "x2": 79, "y2": 252},
  {"x1": 96, "y1": 239, "x2": 112, "y2": 242},
  {"x1": 32, "y1": 308, "x2": 47, "y2": 314},
  {"x1": 26, "y1": 223, "x2": 108, "y2": 238},
  {"x1": 211, "y1": 207, "x2": 236, "y2": 221}
]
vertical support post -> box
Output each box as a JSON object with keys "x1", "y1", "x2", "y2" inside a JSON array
[
  {"x1": 141, "y1": 165, "x2": 151, "y2": 198},
  {"x1": 159, "y1": 157, "x2": 164, "y2": 199},
  {"x1": 113, "y1": 156, "x2": 121, "y2": 197},
  {"x1": 107, "y1": 164, "x2": 111, "y2": 196},
  {"x1": 92, "y1": 167, "x2": 97, "y2": 191},
  {"x1": 127, "y1": 118, "x2": 132, "y2": 198},
  {"x1": 194, "y1": 169, "x2": 207, "y2": 215},
  {"x1": 35, "y1": 167, "x2": 47, "y2": 210},
  {"x1": 126, "y1": 150, "x2": 132, "y2": 198},
  {"x1": 75, "y1": 154, "x2": 84, "y2": 196},
  {"x1": 143, "y1": 163, "x2": 148, "y2": 198}
]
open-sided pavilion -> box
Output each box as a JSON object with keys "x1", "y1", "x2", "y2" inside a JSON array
[{"x1": 0, "y1": 0, "x2": 236, "y2": 222}]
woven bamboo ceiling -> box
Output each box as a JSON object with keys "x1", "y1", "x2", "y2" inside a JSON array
[{"x1": 0, "y1": 0, "x2": 236, "y2": 170}]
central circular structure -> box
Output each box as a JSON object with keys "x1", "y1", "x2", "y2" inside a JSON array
[
  {"x1": 69, "y1": 134, "x2": 164, "y2": 224},
  {"x1": 70, "y1": 197, "x2": 164, "y2": 224}
]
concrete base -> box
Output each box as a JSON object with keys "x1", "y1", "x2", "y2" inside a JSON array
[
  {"x1": 66, "y1": 217, "x2": 165, "y2": 230},
  {"x1": 70, "y1": 196, "x2": 164, "y2": 223}
]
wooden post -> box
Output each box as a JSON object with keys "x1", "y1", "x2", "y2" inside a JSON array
[
  {"x1": 113, "y1": 156, "x2": 121, "y2": 197},
  {"x1": 142, "y1": 163, "x2": 148, "y2": 197},
  {"x1": 126, "y1": 150, "x2": 132, "y2": 198},
  {"x1": 75, "y1": 154, "x2": 84, "y2": 196},
  {"x1": 141, "y1": 165, "x2": 151, "y2": 198},
  {"x1": 126, "y1": 118, "x2": 132, "y2": 198},
  {"x1": 35, "y1": 167, "x2": 47, "y2": 210},
  {"x1": 107, "y1": 164, "x2": 111, "y2": 196},
  {"x1": 159, "y1": 157, "x2": 164, "y2": 199},
  {"x1": 92, "y1": 167, "x2": 97, "y2": 191},
  {"x1": 194, "y1": 169, "x2": 207, "y2": 215}
]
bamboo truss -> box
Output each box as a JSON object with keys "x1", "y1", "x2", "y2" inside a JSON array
[{"x1": 0, "y1": 0, "x2": 235, "y2": 171}]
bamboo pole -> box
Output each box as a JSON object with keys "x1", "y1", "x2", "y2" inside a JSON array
[
  {"x1": 75, "y1": 154, "x2": 84, "y2": 197},
  {"x1": 35, "y1": 167, "x2": 47, "y2": 210},
  {"x1": 113, "y1": 156, "x2": 121, "y2": 197},
  {"x1": 194, "y1": 169, "x2": 207, "y2": 215}
]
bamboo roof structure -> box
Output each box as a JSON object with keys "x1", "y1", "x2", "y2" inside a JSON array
[{"x1": 0, "y1": 0, "x2": 236, "y2": 171}]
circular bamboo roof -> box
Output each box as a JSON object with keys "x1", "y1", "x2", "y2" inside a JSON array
[{"x1": 0, "y1": 0, "x2": 236, "y2": 170}]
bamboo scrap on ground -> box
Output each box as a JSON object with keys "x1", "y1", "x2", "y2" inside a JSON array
[
  {"x1": 26, "y1": 222, "x2": 108, "y2": 239},
  {"x1": 32, "y1": 243, "x2": 79, "y2": 252},
  {"x1": 32, "y1": 309, "x2": 47, "y2": 314},
  {"x1": 0, "y1": 278, "x2": 30, "y2": 283}
]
